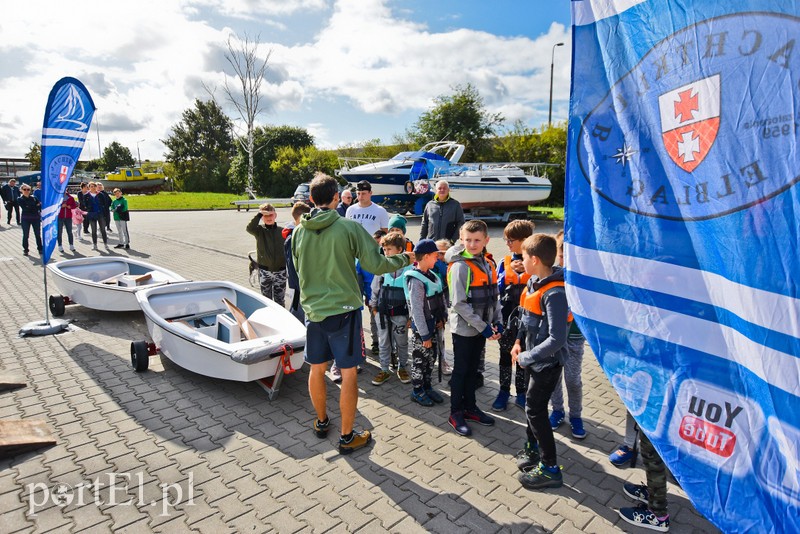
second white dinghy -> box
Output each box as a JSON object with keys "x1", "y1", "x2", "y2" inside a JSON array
[
  {"x1": 134, "y1": 281, "x2": 306, "y2": 399},
  {"x1": 47, "y1": 257, "x2": 186, "y2": 316}
]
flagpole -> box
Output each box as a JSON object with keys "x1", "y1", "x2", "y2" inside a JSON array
[{"x1": 43, "y1": 260, "x2": 50, "y2": 326}]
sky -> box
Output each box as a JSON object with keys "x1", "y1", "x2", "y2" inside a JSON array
[{"x1": 0, "y1": 0, "x2": 572, "y2": 162}]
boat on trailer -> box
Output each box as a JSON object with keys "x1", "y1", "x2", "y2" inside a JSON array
[
  {"x1": 337, "y1": 141, "x2": 554, "y2": 214},
  {"x1": 133, "y1": 281, "x2": 306, "y2": 399},
  {"x1": 47, "y1": 257, "x2": 186, "y2": 316}
]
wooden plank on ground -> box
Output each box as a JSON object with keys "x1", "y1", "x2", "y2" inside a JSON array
[
  {"x1": 0, "y1": 374, "x2": 26, "y2": 391},
  {"x1": 0, "y1": 420, "x2": 56, "y2": 457}
]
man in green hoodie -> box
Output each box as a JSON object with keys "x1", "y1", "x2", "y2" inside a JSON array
[{"x1": 292, "y1": 173, "x2": 412, "y2": 454}]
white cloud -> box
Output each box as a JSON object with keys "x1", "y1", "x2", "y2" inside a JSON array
[{"x1": 0, "y1": 0, "x2": 572, "y2": 161}]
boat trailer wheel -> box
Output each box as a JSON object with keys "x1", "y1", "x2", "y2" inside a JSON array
[
  {"x1": 49, "y1": 295, "x2": 66, "y2": 317},
  {"x1": 130, "y1": 341, "x2": 152, "y2": 372}
]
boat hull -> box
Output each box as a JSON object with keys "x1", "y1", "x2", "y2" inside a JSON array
[
  {"x1": 48, "y1": 257, "x2": 186, "y2": 312},
  {"x1": 340, "y1": 171, "x2": 552, "y2": 210},
  {"x1": 137, "y1": 281, "x2": 306, "y2": 382},
  {"x1": 98, "y1": 178, "x2": 165, "y2": 192}
]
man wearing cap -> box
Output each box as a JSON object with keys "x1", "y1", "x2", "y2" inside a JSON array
[
  {"x1": 345, "y1": 180, "x2": 389, "y2": 236},
  {"x1": 292, "y1": 173, "x2": 412, "y2": 454},
  {"x1": 420, "y1": 180, "x2": 465, "y2": 243},
  {"x1": 246, "y1": 203, "x2": 287, "y2": 307}
]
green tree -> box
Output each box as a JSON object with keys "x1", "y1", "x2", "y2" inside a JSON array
[
  {"x1": 408, "y1": 83, "x2": 504, "y2": 160},
  {"x1": 228, "y1": 125, "x2": 313, "y2": 195},
  {"x1": 494, "y1": 121, "x2": 567, "y2": 206},
  {"x1": 82, "y1": 158, "x2": 105, "y2": 172},
  {"x1": 25, "y1": 142, "x2": 41, "y2": 171},
  {"x1": 102, "y1": 141, "x2": 135, "y2": 171},
  {"x1": 163, "y1": 99, "x2": 235, "y2": 192},
  {"x1": 269, "y1": 145, "x2": 340, "y2": 196}
]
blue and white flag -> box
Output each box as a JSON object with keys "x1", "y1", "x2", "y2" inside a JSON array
[
  {"x1": 567, "y1": 1, "x2": 799, "y2": 532},
  {"x1": 40, "y1": 77, "x2": 95, "y2": 264}
]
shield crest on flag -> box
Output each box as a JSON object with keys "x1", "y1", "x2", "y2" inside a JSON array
[{"x1": 658, "y1": 74, "x2": 720, "y2": 173}]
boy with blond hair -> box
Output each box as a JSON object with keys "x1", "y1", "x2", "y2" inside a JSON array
[
  {"x1": 370, "y1": 231, "x2": 413, "y2": 385},
  {"x1": 445, "y1": 220, "x2": 502, "y2": 436},
  {"x1": 492, "y1": 219, "x2": 535, "y2": 411},
  {"x1": 512, "y1": 234, "x2": 571, "y2": 489}
]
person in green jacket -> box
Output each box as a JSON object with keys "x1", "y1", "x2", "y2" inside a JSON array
[
  {"x1": 110, "y1": 188, "x2": 130, "y2": 249},
  {"x1": 247, "y1": 203, "x2": 287, "y2": 306},
  {"x1": 292, "y1": 173, "x2": 412, "y2": 454}
]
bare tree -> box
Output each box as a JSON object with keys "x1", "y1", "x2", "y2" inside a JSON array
[{"x1": 222, "y1": 33, "x2": 271, "y2": 198}]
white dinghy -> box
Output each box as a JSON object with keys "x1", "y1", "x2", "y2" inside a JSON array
[
  {"x1": 47, "y1": 257, "x2": 186, "y2": 316},
  {"x1": 134, "y1": 281, "x2": 306, "y2": 399}
]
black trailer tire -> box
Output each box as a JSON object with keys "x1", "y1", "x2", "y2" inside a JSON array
[
  {"x1": 49, "y1": 295, "x2": 66, "y2": 317},
  {"x1": 131, "y1": 341, "x2": 150, "y2": 372}
]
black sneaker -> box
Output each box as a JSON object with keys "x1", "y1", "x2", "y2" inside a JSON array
[
  {"x1": 338, "y1": 430, "x2": 372, "y2": 454},
  {"x1": 516, "y1": 443, "x2": 541, "y2": 472},
  {"x1": 124, "y1": 244, "x2": 130, "y2": 249},
  {"x1": 114, "y1": 244, "x2": 124, "y2": 249},
  {"x1": 518, "y1": 463, "x2": 563, "y2": 490},
  {"x1": 464, "y1": 407, "x2": 495, "y2": 426},
  {"x1": 618, "y1": 505, "x2": 669, "y2": 532},
  {"x1": 448, "y1": 412, "x2": 472, "y2": 436},
  {"x1": 623, "y1": 482, "x2": 649, "y2": 504},
  {"x1": 313, "y1": 417, "x2": 330, "y2": 438}
]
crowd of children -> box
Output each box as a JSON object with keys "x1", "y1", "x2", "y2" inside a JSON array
[{"x1": 285, "y1": 192, "x2": 670, "y2": 531}]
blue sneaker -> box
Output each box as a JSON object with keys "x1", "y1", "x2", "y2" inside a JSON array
[
  {"x1": 549, "y1": 409, "x2": 565, "y2": 430},
  {"x1": 424, "y1": 388, "x2": 444, "y2": 404},
  {"x1": 618, "y1": 505, "x2": 669, "y2": 532},
  {"x1": 411, "y1": 389, "x2": 434, "y2": 407},
  {"x1": 514, "y1": 394, "x2": 526, "y2": 409},
  {"x1": 570, "y1": 417, "x2": 586, "y2": 439},
  {"x1": 491, "y1": 390, "x2": 511, "y2": 412},
  {"x1": 623, "y1": 482, "x2": 649, "y2": 504},
  {"x1": 609, "y1": 445, "x2": 634, "y2": 467}
]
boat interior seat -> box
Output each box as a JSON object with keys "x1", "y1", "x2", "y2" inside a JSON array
[
  {"x1": 245, "y1": 308, "x2": 281, "y2": 338},
  {"x1": 216, "y1": 313, "x2": 242, "y2": 343},
  {"x1": 118, "y1": 273, "x2": 153, "y2": 288}
]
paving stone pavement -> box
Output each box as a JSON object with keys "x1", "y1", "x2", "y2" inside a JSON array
[{"x1": 0, "y1": 209, "x2": 720, "y2": 533}]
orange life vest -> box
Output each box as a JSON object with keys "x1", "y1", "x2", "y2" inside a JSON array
[
  {"x1": 502, "y1": 256, "x2": 531, "y2": 286},
  {"x1": 520, "y1": 280, "x2": 573, "y2": 322},
  {"x1": 448, "y1": 255, "x2": 499, "y2": 308}
]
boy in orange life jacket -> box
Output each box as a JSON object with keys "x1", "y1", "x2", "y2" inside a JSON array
[
  {"x1": 511, "y1": 233, "x2": 571, "y2": 490},
  {"x1": 492, "y1": 220, "x2": 535, "y2": 412},
  {"x1": 369, "y1": 232, "x2": 413, "y2": 386},
  {"x1": 445, "y1": 220, "x2": 502, "y2": 437}
]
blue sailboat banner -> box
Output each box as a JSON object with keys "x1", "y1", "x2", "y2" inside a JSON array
[
  {"x1": 40, "y1": 77, "x2": 95, "y2": 264},
  {"x1": 566, "y1": 1, "x2": 799, "y2": 532}
]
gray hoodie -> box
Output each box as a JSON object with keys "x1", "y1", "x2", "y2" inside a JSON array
[
  {"x1": 516, "y1": 266, "x2": 570, "y2": 372},
  {"x1": 445, "y1": 243, "x2": 502, "y2": 337}
]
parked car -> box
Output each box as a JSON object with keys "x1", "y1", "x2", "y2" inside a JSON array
[{"x1": 291, "y1": 183, "x2": 311, "y2": 204}]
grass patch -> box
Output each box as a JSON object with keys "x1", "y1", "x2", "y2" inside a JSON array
[
  {"x1": 530, "y1": 206, "x2": 564, "y2": 221},
  {"x1": 125, "y1": 192, "x2": 253, "y2": 211}
]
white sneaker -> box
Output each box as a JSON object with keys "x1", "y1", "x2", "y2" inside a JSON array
[
  {"x1": 69, "y1": 245, "x2": 76, "y2": 251},
  {"x1": 58, "y1": 246, "x2": 64, "y2": 252},
  {"x1": 442, "y1": 360, "x2": 453, "y2": 375}
]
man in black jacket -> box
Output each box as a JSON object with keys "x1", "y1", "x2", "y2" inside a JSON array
[
  {"x1": 1, "y1": 179, "x2": 21, "y2": 225},
  {"x1": 419, "y1": 180, "x2": 465, "y2": 243}
]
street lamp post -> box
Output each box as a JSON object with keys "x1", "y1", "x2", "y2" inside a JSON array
[
  {"x1": 136, "y1": 139, "x2": 145, "y2": 167},
  {"x1": 549, "y1": 42, "x2": 564, "y2": 128}
]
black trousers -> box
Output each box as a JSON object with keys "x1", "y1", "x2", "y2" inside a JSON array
[
  {"x1": 525, "y1": 363, "x2": 563, "y2": 466},
  {"x1": 450, "y1": 333, "x2": 486, "y2": 413},
  {"x1": 6, "y1": 202, "x2": 19, "y2": 224}
]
